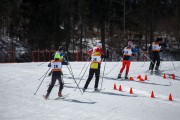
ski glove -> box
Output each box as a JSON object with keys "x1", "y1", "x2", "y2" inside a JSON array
[{"x1": 48, "y1": 63, "x2": 51, "y2": 67}]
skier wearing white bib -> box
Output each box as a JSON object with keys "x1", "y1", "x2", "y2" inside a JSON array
[
  {"x1": 149, "y1": 38, "x2": 162, "y2": 74},
  {"x1": 48, "y1": 46, "x2": 68, "y2": 76},
  {"x1": 117, "y1": 41, "x2": 138, "y2": 79},
  {"x1": 83, "y1": 44, "x2": 105, "y2": 92},
  {"x1": 44, "y1": 53, "x2": 67, "y2": 99}
]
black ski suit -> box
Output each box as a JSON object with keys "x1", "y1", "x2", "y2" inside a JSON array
[
  {"x1": 46, "y1": 59, "x2": 64, "y2": 95},
  {"x1": 84, "y1": 64, "x2": 101, "y2": 90},
  {"x1": 149, "y1": 40, "x2": 162, "y2": 71},
  {"x1": 47, "y1": 71, "x2": 63, "y2": 95},
  {"x1": 83, "y1": 46, "x2": 106, "y2": 91}
]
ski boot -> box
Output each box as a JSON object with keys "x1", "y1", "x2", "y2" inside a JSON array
[
  {"x1": 58, "y1": 92, "x2": 62, "y2": 97},
  {"x1": 150, "y1": 70, "x2": 153, "y2": 75},
  {"x1": 155, "y1": 70, "x2": 160, "y2": 75},
  {"x1": 117, "y1": 74, "x2": 121, "y2": 79},
  {"x1": 82, "y1": 88, "x2": 86, "y2": 93},
  {"x1": 94, "y1": 88, "x2": 100, "y2": 92},
  {"x1": 125, "y1": 74, "x2": 128, "y2": 79},
  {"x1": 44, "y1": 93, "x2": 50, "y2": 100}
]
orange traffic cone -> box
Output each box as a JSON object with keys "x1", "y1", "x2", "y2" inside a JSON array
[
  {"x1": 163, "y1": 74, "x2": 166, "y2": 79},
  {"x1": 130, "y1": 87, "x2": 133, "y2": 94},
  {"x1": 119, "y1": 85, "x2": 122, "y2": 91},
  {"x1": 172, "y1": 74, "x2": 175, "y2": 80},
  {"x1": 129, "y1": 77, "x2": 134, "y2": 81},
  {"x1": 151, "y1": 91, "x2": 155, "y2": 98},
  {"x1": 144, "y1": 75, "x2": 148, "y2": 80},
  {"x1": 139, "y1": 77, "x2": 144, "y2": 82},
  {"x1": 137, "y1": 75, "x2": 141, "y2": 79},
  {"x1": 114, "y1": 84, "x2": 117, "y2": 90},
  {"x1": 169, "y1": 93, "x2": 173, "y2": 101}
]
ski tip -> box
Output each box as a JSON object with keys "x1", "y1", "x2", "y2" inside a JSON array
[{"x1": 54, "y1": 95, "x2": 69, "y2": 100}]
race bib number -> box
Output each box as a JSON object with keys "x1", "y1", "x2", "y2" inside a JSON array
[
  {"x1": 90, "y1": 62, "x2": 99, "y2": 69},
  {"x1": 123, "y1": 48, "x2": 132, "y2": 56},
  {"x1": 152, "y1": 44, "x2": 161, "y2": 51},
  {"x1": 51, "y1": 62, "x2": 62, "y2": 69},
  {"x1": 91, "y1": 55, "x2": 101, "y2": 62}
]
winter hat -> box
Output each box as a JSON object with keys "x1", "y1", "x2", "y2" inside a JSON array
[
  {"x1": 93, "y1": 46, "x2": 101, "y2": 52},
  {"x1": 156, "y1": 38, "x2": 163, "y2": 42},
  {"x1": 54, "y1": 53, "x2": 60, "y2": 59},
  {"x1": 128, "y1": 41, "x2": 133, "y2": 47},
  {"x1": 58, "y1": 46, "x2": 63, "y2": 51}
]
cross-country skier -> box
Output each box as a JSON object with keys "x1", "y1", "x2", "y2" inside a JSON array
[
  {"x1": 52, "y1": 46, "x2": 69, "y2": 65},
  {"x1": 48, "y1": 46, "x2": 68, "y2": 76},
  {"x1": 82, "y1": 43, "x2": 106, "y2": 92},
  {"x1": 117, "y1": 41, "x2": 138, "y2": 79},
  {"x1": 149, "y1": 37, "x2": 162, "y2": 74},
  {"x1": 44, "y1": 52, "x2": 67, "y2": 99}
]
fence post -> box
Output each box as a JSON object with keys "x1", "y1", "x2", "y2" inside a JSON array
[
  {"x1": 1, "y1": 51, "x2": 4, "y2": 63},
  {"x1": 82, "y1": 50, "x2": 83, "y2": 61},
  {"x1": 32, "y1": 51, "x2": 34, "y2": 62},
  {"x1": 2, "y1": 51, "x2": 3, "y2": 63},
  {"x1": 76, "y1": 50, "x2": 78, "y2": 61},
  {"x1": 48, "y1": 51, "x2": 50, "y2": 61},
  {"x1": 8, "y1": 50, "x2": 10, "y2": 63},
  {"x1": 13, "y1": 50, "x2": 16, "y2": 63},
  {"x1": 144, "y1": 51, "x2": 147, "y2": 61},
  {"x1": 38, "y1": 50, "x2": 40, "y2": 62},
  {"x1": 42, "y1": 50, "x2": 45, "y2": 62}
]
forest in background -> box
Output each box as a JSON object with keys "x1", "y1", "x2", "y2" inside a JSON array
[{"x1": 0, "y1": 0, "x2": 180, "y2": 56}]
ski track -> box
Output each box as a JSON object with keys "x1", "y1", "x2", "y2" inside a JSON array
[{"x1": 0, "y1": 61, "x2": 180, "y2": 120}]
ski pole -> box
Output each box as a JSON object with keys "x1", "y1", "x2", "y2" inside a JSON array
[
  {"x1": 77, "y1": 62, "x2": 87, "y2": 79},
  {"x1": 104, "y1": 62, "x2": 118, "y2": 77},
  {"x1": 77, "y1": 56, "x2": 90, "y2": 79},
  {"x1": 37, "y1": 61, "x2": 49, "y2": 66},
  {"x1": 66, "y1": 65, "x2": 83, "y2": 95},
  {"x1": 62, "y1": 55, "x2": 74, "y2": 78},
  {"x1": 34, "y1": 67, "x2": 51, "y2": 95},
  {"x1": 38, "y1": 69, "x2": 51, "y2": 80},
  {"x1": 139, "y1": 49, "x2": 155, "y2": 64},
  {"x1": 67, "y1": 63, "x2": 77, "y2": 84},
  {"x1": 69, "y1": 63, "x2": 75, "y2": 78},
  {"x1": 104, "y1": 58, "x2": 122, "y2": 77},
  {"x1": 159, "y1": 61, "x2": 162, "y2": 69},
  {"x1": 67, "y1": 64, "x2": 75, "y2": 80},
  {"x1": 142, "y1": 61, "x2": 146, "y2": 67},
  {"x1": 171, "y1": 58, "x2": 175, "y2": 70},
  {"x1": 66, "y1": 63, "x2": 73, "y2": 76},
  {"x1": 100, "y1": 59, "x2": 106, "y2": 90},
  {"x1": 74, "y1": 62, "x2": 91, "y2": 91}
]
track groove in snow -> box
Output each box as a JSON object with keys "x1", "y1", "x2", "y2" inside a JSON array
[{"x1": 0, "y1": 62, "x2": 180, "y2": 120}]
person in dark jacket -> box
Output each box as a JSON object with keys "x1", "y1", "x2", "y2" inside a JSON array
[
  {"x1": 44, "y1": 53, "x2": 67, "y2": 99},
  {"x1": 149, "y1": 38, "x2": 162, "y2": 74},
  {"x1": 82, "y1": 44, "x2": 105, "y2": 92}
]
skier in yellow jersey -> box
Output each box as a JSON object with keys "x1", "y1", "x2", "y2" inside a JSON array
[{"x1": 82, "y1": 44, "x2": 105, "y2": 92}]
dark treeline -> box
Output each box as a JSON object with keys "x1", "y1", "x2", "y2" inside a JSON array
[{"x1": 0, "y1": 0, "x2": 180, "y2": 53}]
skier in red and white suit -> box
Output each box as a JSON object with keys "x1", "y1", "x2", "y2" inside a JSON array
[
  {"x1": 82, "y1": 43, "x2": 106, "y2": 92},
  {"x1": 117, "y1": 41, "x2": 138, "y2": 79}
]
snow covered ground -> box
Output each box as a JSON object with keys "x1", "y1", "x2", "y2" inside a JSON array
[{"x1": 0, "y1": 61, "x2": 180, "y2": 120}]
